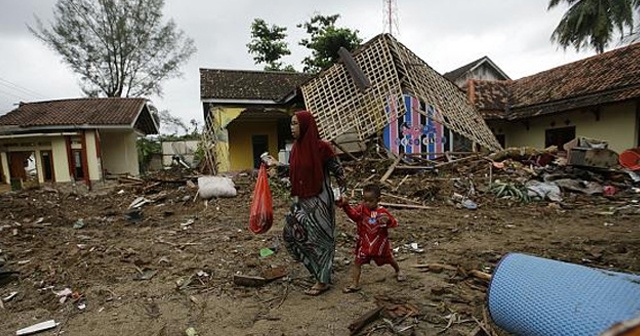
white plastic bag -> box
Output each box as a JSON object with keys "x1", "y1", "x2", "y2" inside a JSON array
[{"x1": 197, "y1": 176, "x2": 237, "y2": 199}]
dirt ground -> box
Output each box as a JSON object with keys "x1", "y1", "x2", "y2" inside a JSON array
[{"x1": 0, "y1": 173, "x2": 638, "y2": 336}]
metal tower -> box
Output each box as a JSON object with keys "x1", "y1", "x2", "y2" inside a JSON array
[{"x1": 383, "y1": 0, "x2": 399, "y2": 36}]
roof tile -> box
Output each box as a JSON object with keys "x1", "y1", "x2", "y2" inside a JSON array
[
  {"x1": 473, "y1": 42, "x2": 640, "y2": 119},
  {"x1": 0, "y1": 97, "x2": 147, "y2": 127},
  {"x1": 200, "y1": 69, "x2": 314, "y2": 101}
]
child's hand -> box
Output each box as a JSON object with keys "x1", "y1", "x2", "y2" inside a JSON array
[
  {"x1": 379, "y1": 214, "x2": 390, "y2": 227},
  {"x1": 337, "y1": 195, "x2": 349, "y2": 206}
]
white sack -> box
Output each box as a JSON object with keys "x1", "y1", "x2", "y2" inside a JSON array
[{"x1": 198, "y1": 176, "x2": 237, "y2": 199}]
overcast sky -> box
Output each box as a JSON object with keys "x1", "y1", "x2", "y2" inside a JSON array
[{"x1": 0, "y1": 0, "x2": 612, "y2": 132}]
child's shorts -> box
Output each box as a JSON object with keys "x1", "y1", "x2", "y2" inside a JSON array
[{"x1": 356, "y1": 254, "x2": 393, "y2": 266}]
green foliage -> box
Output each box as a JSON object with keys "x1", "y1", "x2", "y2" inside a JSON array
[
  {"x1": 297, "y1": 14, "x2": 362, "y2": 74},
  {"x1": 549, "y1": 0, "x2": 639, "y2": 53},
  {"x1": 246, "y1": 14, "x2": 362, "y2": 74},
  {"x1": 29, "y1": 0, "x2": 196, "y2": 97},
  {"x1": 137, "y1": 136, "x2": 161, "y2": 172},
  {"x1": 247, "y1": 18, "x2": 293, "y2": 71}
]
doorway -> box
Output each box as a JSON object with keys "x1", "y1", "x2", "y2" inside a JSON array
[
  {"x1": 252, "y1": 135, "x2": 269, "y2": 169},
  {"x1": 41, "y1": 151, "x2": 55, "y2": 182},
  {"x1": 8, "y1": 152, "x2": 31, "y2": 181}
]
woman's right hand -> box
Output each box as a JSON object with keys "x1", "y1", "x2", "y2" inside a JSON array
[{"x1": 261, "y1": 154, "x2": 279, "y2": 167}]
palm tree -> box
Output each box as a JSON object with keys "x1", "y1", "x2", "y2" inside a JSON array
[{"x1": 548, "y1": 0, "x2": 640, "y2": 53}]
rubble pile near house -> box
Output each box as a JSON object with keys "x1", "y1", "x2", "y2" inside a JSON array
[{"x1": 340, "y1": 142, "x2": 640, "y2": 213}]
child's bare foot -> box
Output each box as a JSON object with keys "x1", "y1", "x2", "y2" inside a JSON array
[
  {"x1": 342, "y1": 285, "x2": 361, "y2": 293},
  {"x1": 396, "y1": 272, "x2": 407, "y2": 282}
]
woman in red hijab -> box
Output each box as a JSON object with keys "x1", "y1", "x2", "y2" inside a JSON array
[{"x1": 276, "y1": 110, "x2": 346, "y2": 296}]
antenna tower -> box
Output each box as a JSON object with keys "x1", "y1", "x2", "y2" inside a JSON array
[{"x1": 383, "y1": 0, "x2": 399, "y2": 36}]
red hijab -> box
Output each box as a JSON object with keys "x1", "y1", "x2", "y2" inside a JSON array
[{"x1": 289, "y1": 111, "x2": 335, "y2": 197}]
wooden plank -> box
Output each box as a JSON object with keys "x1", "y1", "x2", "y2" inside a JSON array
[
  {"x1": 381, "y1": 192, "x2": 422, "y2": 205},
  {"x1": 331, "y1": 140, "x2": 360, "y2": 162},
  {"x1": 396, "y1": 165, "x2": 434, "y2": 170},
  {"x1": 379, "y1": 202, "x2": 433, "y2": 210},
  {"x1": 392, "y1": 174, "x2": 410, "y2": 192},
  {"x1": 469, "y1": 270, "x2": 492, "y2": 282},
  {"x1": 232, "y1": 275, "x2": 267, "y2": 287},
  {"x1": 380, "y1": 155, "x2": 402, "y2": 183},
  {"x1": 348, "y1": 306, "x2": 384, "y2": 335}
]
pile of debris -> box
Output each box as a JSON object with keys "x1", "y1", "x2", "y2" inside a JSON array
[{"x1": 340, "y1": 141, "x2": 640, "y2": 212}]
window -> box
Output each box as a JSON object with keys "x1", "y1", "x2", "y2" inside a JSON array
[
  {"x1": 73, "y1": 150, "x2": 84, "y2": 179},
  {"x1": 545, "y1": 126, "x2": 575, "y2": 149}
]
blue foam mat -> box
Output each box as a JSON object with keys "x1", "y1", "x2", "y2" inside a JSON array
[{"x1": 488, "y1": 253, "x2": 640, "y2": 336}]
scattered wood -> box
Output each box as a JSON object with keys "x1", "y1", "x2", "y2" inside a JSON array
[
  {"x1": 233, "y1": 275, "x2": 268, "y2": 288},
  {"x1": 379, "y1": 202, "x2": 433, "y2": 210},
  {"x1": 332, "y1": 140, "x2": 360, "y2": 162},
  {"x1": 16, "y1": 320, "x2": 59, "y2": 336},
  {"x1": 412, "y1": 263, "x2": 458, "y2": 272},
  {"x1": 435, "y1": 154, "x2": 483, "y2": 168},
  {"x1": 348, "y1": 306, "x2": 384, "y2": 335},
  {"x1": 118, "y1": 175, "x2": 144, "y2": 185},
  {"x1": 262, "y1": 266, "x2": 287, "y2": 282},
  {"x1": 233, "y1": 267, "x2": 288, "y2": 288},
  {"x1": 395, "y1": 165, "x2": 434, "y2": 170},
  {"x1": 393, "y1": 174, "x2": 410, "y2": 192},
  {"x1": 381, "y1": 192, "x2": 423, "y2": 205},
  {"x1": 354, "y1": 174, "x2": 376, "y2": 190},
  {"x1": 468, "y1": 270, "x2": 492, "y2": 282},
  {"x1": 413, "y1": 264, "x2": 492, "y2": 281},
  {"x1": 380, "y1": 155, "x2": 403, "y2": 183}
]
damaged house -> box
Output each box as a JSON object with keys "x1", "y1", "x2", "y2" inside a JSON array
[
  {"x1": 200, "y1": 69, "x2": 312, "y2": 172},
  {"x1": 0, "y1": 98, "x2": 158, "y2": 189},
  {"x1": 201, "y1": 34, "x2": 500, "y2": 172},
  {"x1": 469, "y1": 42, "x2": 640, "y2": 153}
]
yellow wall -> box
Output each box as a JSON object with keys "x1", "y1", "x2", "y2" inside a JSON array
[
  {"x1": 489, "y1": 101, "x2": 639, "y2": 152},
  {"x1": 0, "y1": 152, "x2": 9, "y2": 184},
  {"x1": 210, "y1": 107, "x2": 243, "y2": 173},
  {"x1": 227, "y1": 120, "x2": 279, "y2": 171},
  {"x1": 84, "y1": 131, "x2": 101, "y2": 181},
  {"x1": 51, "y1": 137, "x2": 72, "y2": 183},
  {"x1": 0, "y1": 136, "x2": 70, "y2": 183},
  {"x1": 100, "y1": 130, "x2": 140, "y2": 176}
]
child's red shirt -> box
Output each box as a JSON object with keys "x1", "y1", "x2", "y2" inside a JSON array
[{"x1": 341, "y1": 203, "x2": 398, "y2": 265}]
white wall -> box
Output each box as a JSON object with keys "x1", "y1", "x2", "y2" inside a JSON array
[{"x1": 100, "y1": 130, "x2": 140, "y2": 176}]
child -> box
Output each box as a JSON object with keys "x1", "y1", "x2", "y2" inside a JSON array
[{"x1": 338, "y1": 184, "x2": 406, "y2": 293}]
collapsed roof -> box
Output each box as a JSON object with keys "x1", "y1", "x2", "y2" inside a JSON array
[{"x1": 300, "y1": 34, "x2": 502, "y2": 151}]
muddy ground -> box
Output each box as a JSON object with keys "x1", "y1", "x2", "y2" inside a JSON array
[{"x1": 0, "y1": 174, "x2": 638, "y2": 336}]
